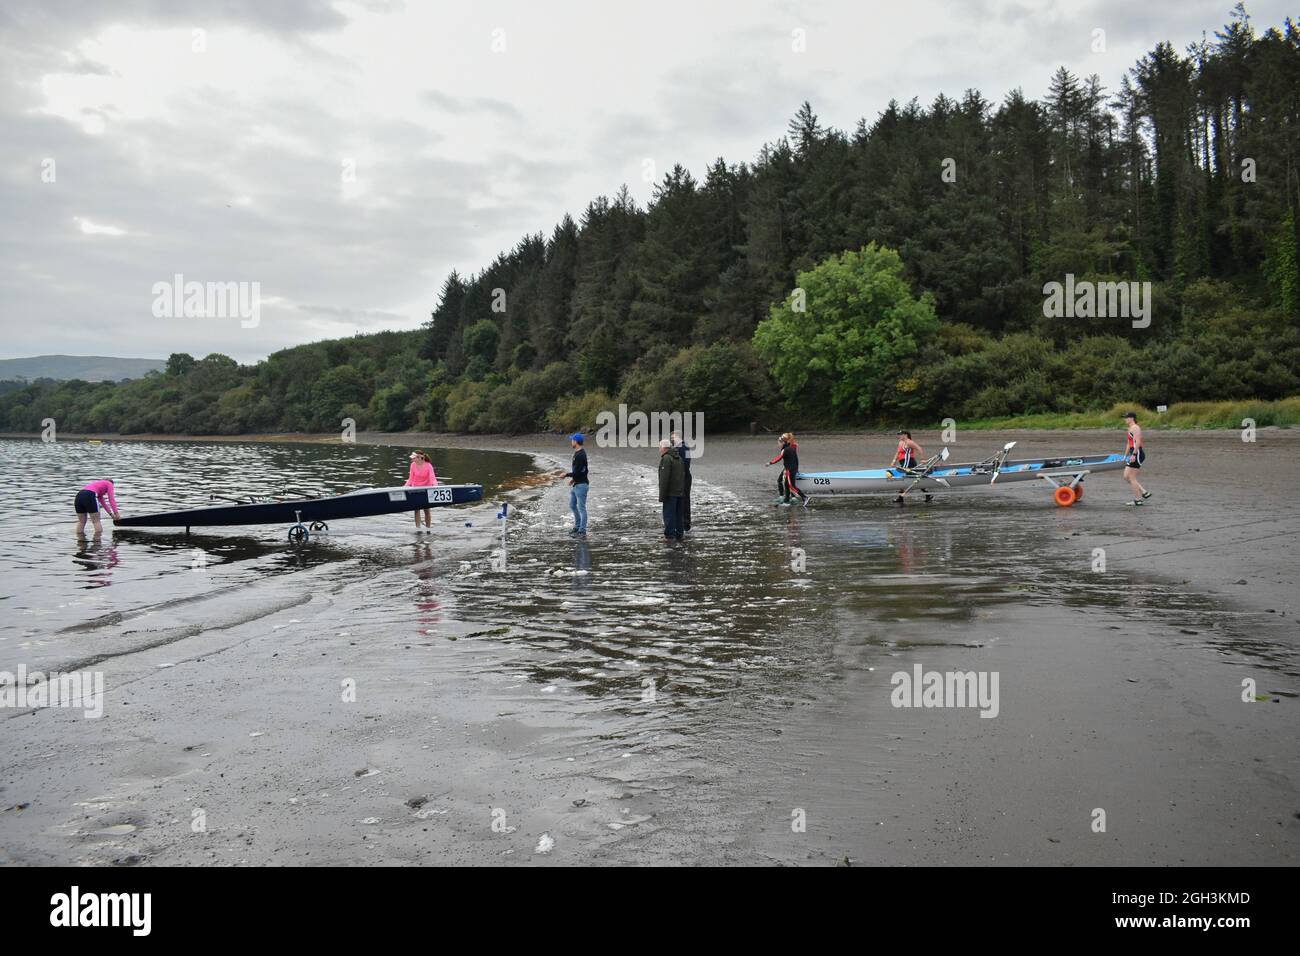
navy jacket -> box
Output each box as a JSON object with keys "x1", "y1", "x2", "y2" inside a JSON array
[{"x1": 567, "y1": 448, "x2": 589, "y2": 484}]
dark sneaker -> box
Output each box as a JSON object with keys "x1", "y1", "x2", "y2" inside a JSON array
[{"x1": 1141, "y1": 491, "x2": 1153, "y2": 500}]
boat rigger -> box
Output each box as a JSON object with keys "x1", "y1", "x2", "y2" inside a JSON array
[
  {"x1": 792, "y1": 442, "x2": 1127, "y2": 507},
  {"x1": 115, "y1": 484, "x2": 484, "y2": 541}
]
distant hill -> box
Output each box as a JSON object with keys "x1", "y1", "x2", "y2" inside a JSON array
[{"x1": 0, "y1": 355, "x2": 166, "y2": 382}]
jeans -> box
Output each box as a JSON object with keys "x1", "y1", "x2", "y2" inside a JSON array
[
  {"x1": 662, "y1": 497, "x2": 681, "y2": 538},
  {"x1": 569, "y1": 482, "x2": 588, "y2": 532}
]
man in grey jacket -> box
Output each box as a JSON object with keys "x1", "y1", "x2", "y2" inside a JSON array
[
  {"x1": 671, "y1": 429, "x2": 692, "y2": 534},
  {"x1": 657, "y1": 439, "x2": 685, "y2": 541}
]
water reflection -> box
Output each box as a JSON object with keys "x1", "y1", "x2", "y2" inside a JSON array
[
  {"x1": 410, "y1": 540, "x2": 445, "y2": 636},
  {"x1": 432, "y1": 465, "x2": 1299, "y2": 725},
  {"x1": 71, "y1": 538, "x2": 118, "y2": 587},
  {"x1": 572, "y1": 538, "x2": 592, "y2": 586}
]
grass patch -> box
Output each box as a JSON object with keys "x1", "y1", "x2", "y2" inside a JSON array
[{"x1": 947, "y1": 398, "x2": 1300, "y2": 431}]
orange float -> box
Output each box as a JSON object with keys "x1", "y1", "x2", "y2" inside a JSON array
[{"x1": 1053, "y1": 485, "x2": 1078, "y2": 507}]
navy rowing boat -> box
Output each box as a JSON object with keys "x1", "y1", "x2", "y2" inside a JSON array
[{"x1": 116, "y1": 484, "x2": 483, "y2": 541}]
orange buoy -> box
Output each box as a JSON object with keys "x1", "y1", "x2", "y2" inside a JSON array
[{"x1": 1053, "y1": 485, "x2": 1077, "y2": 507}]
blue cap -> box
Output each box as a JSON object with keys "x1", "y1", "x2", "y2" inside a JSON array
[{"x1": 570, "y1": 433, "x2": 584, "y2": 444}]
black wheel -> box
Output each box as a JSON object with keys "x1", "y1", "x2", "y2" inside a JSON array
[
  {"x1": 309, "y1": 521, "x2": 328, "y2": 532},
  {"x1": 924, "y1": 494, "x2": 933, "y2": 502},
  {"x1": 288, "y1": 524, "x2": 309, "y2": 544}
]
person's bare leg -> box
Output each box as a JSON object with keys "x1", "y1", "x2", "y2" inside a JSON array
[
  {"x1": 1124, "y1": 467, "x2": 1147, "y2": 498},
  {"x1": 90, "y1": 513, "x2": 104, "y2": 535},
  {"x1": 76, "y1": 513, "x2": 88, "y2": 534}
]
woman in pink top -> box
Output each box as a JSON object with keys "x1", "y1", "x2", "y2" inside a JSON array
[
  {"x1": 405, "y1": 451, "x2": 438, "y2": 531},
  {"x1": 75, "y1": 479, "x2": 121, "y2": 535}
]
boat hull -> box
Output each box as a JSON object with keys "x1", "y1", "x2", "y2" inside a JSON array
[
  {"x1": 793, "y1": 454, "x2": 1127, "y2": 497},
  {"x1": 116, "y1": 484, "x2": 484, "y2": 528}
]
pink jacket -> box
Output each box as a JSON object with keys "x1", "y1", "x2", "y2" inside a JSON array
[
  {"x1": 83, "y1": 479, "x2": 119, "y2": 513},
  {"x1": 406, "y1": 460, "x2": 437, "y2": 486}
]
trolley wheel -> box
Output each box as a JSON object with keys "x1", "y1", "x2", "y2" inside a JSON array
[
  {"x1": 924, "y1": 494, "x2": 933, "y2": 502},
  {"x1": 1053, "y1": 486, "x2": 1078, "y2": 507},
  {"x1": 309, "y1": 521, "x2": 328, "y2": 532},
  {"x1": 288, "y1": 524, "x2": 309, "y2": 543}
]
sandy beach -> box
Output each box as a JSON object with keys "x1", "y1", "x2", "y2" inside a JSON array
[{"x1": 1, "y1": 427, "x2": 1296, "y2": 866}]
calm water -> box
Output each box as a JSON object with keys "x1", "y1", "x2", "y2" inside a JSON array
[{"x1": 0, "y1": 438, "x2": 530, "y2": 669}]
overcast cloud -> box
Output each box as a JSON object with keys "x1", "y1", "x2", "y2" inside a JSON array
[{"x1": 0, "y1": 0, "x2": 1290, "y2": 363}]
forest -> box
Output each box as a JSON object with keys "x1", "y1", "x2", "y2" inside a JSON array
[{"x1": 2, "y1": 7, "x2": 1296, "y2": 436}]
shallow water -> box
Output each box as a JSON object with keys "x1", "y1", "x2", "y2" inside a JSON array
[
  {"x1": 0, "y1": 438, "x2": 530, "y2": 670},
  {"x1": 1, "y1": 436, "x2": 1296, "y2": 865}
]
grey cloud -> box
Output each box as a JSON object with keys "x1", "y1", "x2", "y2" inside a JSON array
[
  {"x1": 420, "y1": 89, "x2": 525, "y2": 122},
  {"x1": 3, "y1": 0, "x2": 1295, "y2": 364}
]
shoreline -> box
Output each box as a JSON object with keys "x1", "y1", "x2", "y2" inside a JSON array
[
  {"x1": 2, "y1": 423, "x2": 1289, "y2": 447},
  {"x1": 8, "y1": 427, "x2": 1296, "y2": 617}
]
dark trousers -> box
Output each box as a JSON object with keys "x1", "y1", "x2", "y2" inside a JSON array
[
  {"x1": 662, "y1": 497, "x2": 681, "y2": 538},
  {"x1": 679, "y1": 473, "x2": 692, "y2": 531}
]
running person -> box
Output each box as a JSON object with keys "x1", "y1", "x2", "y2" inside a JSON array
[
  {"x1": 75, "y1": 479, "x2": 120, "y2": 535},
  {"x1": 1121, "y1": 411, "x2": 1153, "y2": 506},
  {"x1": 405, "y1": 450, "x2": 437, "y2": 531},
  {"x1": 892, "y1": 430, "x2": 924, "y2": 470},
  {"x1": 766, "y1": 433, "x2": 806, "y2": 505}
]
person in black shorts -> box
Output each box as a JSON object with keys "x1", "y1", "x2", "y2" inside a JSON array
[
  {"x1": 75, "y1": 479, "x2": 120, "y2": 535},
  {"x1": 1122, "y1": 411, "x2": 1152, "y2": 506}
]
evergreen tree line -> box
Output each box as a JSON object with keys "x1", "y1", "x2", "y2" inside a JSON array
[{"x1": 3, "y1": 8, "x2": 1296, "y2": 436}]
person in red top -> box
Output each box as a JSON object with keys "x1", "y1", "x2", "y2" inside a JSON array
[
  {"x1": 1121, "y1": 412, "x2": 1153, "y2": 506},
  {"x1": 891, "y1": 431, "x2": 924, "y2": 470},
  {"x1": 766, "y1": 432, "x2": 806, "y2": 505},
  {"x1": 405, "y1": 450, "x2": 438, "y2": 532}
]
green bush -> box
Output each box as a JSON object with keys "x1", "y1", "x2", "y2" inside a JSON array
[
  {"x1": 619, "y1": 342, "x2": 774, "y2": 430},
  {"x1": 546, "y1": 390, "x2": 615, "y2": 433},
  {"x1": 1057, "y1": 336, "x2": 1138, "y2": 408},
  {"x1": 444, "y1": 380, "x2": 493, "y2": 432},
  {"x1": 472, "y1": 362, "x2": 578, "y2": 433}
]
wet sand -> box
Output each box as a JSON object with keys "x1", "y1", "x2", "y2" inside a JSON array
[{"x1": 2, "y1": 428, "x2": 1296, "y2": 866}]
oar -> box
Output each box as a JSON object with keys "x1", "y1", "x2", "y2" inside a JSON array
[
  {"x1": 209, "y1": 493, "x2": 252, "y2": 505},
  {"x1": 898, "y1": 447, "x2": 950, "y2": 500},
  {"x1": 990, "y1": 441, "x2": 1016, "y2": 484}
]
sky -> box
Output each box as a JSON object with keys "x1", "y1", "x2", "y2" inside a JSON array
[{"x1": 0, "y1": 0, "x2": 1292, "y2": 364}]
